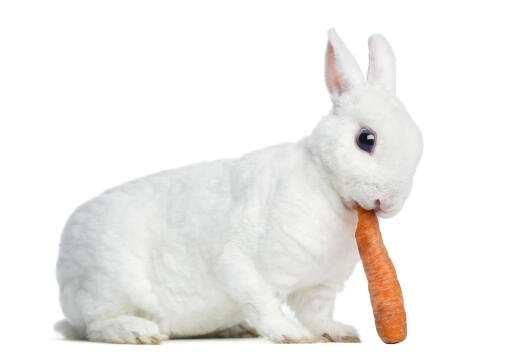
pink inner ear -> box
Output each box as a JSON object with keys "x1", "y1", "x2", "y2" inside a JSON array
[{"x1": 326, "y1": 43, "x2": 342, "y2": 96}]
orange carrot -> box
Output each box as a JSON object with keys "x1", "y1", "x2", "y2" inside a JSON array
[{"x1": 355, "y1": 207, "x2": 407, "y2": 344}]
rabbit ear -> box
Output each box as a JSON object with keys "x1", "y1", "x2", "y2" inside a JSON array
[
  {"x1": 325, "y1": 29, "x2": 364, "y2": 98},
  {"x1": 367, "y1": 34, "x2": 396, "y2": 92}
]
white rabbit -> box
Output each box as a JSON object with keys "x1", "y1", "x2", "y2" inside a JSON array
[{"x1": 56, "y1": 29, "x2": 423, "y2": 344}]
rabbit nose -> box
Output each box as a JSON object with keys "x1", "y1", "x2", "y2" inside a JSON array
[{"x1": 373, "y1": 198, "x2": 396, "y2": 212}]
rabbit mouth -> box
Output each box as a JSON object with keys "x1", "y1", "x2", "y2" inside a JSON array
[
  {"x1": 360, "y1": 200, "x2": 399, "y2": 218},
  {"x1": 345, "y1": 198, "x2": 397, "y2": 218},
  {"x1": 352, "y1": 199, "x2": 384, "y2": 213}
]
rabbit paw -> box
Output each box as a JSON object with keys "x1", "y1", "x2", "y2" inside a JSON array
[
  {"x1": 87, "y1": 316, "x2": 168, "y2": 344},
  {"x1": 309, "y1": 320, "x2": 361, "y2": 343},
  {"x1": 258, "y1": 317, "x2": 324, "y2": 343}
]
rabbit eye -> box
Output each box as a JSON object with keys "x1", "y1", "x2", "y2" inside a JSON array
[{"x1": 356, "y1": 128, "x2": 376, "y2": 153}]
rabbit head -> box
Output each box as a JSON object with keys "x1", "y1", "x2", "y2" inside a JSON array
[{"x1": 308, "y1": 29, "x2": 423, "y2": 218}]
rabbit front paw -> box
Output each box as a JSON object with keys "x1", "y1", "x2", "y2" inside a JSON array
[
  {"x1": 257, "y1": 317, "x2": 325, "y2": 344},
  {"x1": 308, "y1": 320, "x2": 360, "y2": 343}
]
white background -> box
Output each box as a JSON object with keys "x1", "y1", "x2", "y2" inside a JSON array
[{"x1": 1, "y1": 1, "x2": 509, "y2": 355}]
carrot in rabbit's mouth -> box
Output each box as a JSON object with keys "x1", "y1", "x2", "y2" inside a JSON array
[{"x1": 355, "y1": 207, "x2": 407, "y2": 344}]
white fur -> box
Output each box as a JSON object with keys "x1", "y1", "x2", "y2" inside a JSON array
[
  {"x1": 367, "y1": 34, "x2": 396, "y2": 92},
  {"x1": 56, "y1": 29, "x2": 423, "y2": 344}
]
